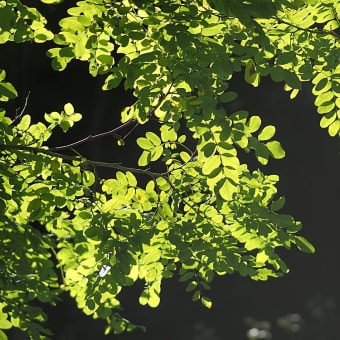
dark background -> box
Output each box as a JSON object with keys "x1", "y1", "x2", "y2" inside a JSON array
[{"x1": 1, "y1": 4, "x2": 340, "y2": 339}]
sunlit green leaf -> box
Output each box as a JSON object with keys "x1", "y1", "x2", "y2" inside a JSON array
[
  {"x1": 0, "y1": 319, "x2": 11, "y2": 330},
  {"x1": 138, "y1": 150, "x2": 151, "y2": 166},
  {"x1": 16, "y1": 115, "x2": 31, "y2": 131},
  {"x1": 295, "y1": 236, "x2": 315, "y2": 253},
  {"x1": 201, "y1": 296, "x2": 212, "y2": 309},
  {"x1": 0, "y1": 82, "x2": 18, "y2": 101},
  {"x1": 218, "y1": 178, "x2": 235, "y2": 201},
  {"x1": 0, "y1": 330, "x2": 8, "y2": 340},
  {"x1": 137, "y1": 138, "x2": 153, "y2": 150},
  {"x1": 328, "y1": 120, "x2": 340, "y2": 136},
  {"x1": 40, "y1": 0, "x2": 63, "y2": 3},
  {"x1": 64, "y1": 103, "x2": 74, "y2": 115},
  {"x1": 202, "y1": 156, "x2": 221, "y2": 175},
  {"x1": 258, "y1": 125, "x2": 275, "y2": 141},
  {"x1": 148, "y1": 291, "x2": 160, "y2": 308},
  {"x1": 150, "y1": 145, "x2": 163, "y2": 161},
  {"x1": 266, "y1": 141, "x2": 285, "y2": 159},
  {"x1": 247, "y1": 115, "x2": 261, "y2": 133}
]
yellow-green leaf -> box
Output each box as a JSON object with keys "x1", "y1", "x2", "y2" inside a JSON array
[
  {"x1": 201, "y1": 296, "x2": 212, "y2": 309},
  {"x1": 266, "y1": 141, "x2": 285, "y2": 159},
  {"x1": 258, "y1": 125, "x2": 275, "y2": 141},
  {"x1": 202, "y1": 155, "x2": 221, "y2": 175}
]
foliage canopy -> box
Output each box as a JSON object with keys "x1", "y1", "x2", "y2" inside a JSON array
[{"x1": 1, "y1": 0, "x2": 339, "y2": 338}]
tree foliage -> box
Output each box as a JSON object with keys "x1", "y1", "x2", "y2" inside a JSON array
[{"x1": 1, "y1": 0, "x2": 339, "y2": 338}]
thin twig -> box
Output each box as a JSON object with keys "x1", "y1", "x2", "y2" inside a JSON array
[
  {"x1": 12, "y1": 91, "x2": 30, "y2": 124},
  {"x1": 49, "y1": 119, "x2": 136, "y2": 151},
  {"x1": 122, "y1": 120, "x2": 140, "y2": 140}
]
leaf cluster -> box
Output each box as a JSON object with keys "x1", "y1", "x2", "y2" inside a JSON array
[{"x1": 1, "y1": 0, "x2": 338, "y2": 338}]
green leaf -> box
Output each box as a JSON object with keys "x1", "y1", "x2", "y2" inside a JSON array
[
  {"x1": 201, "y1": 143, "x2": 216, "y2": 158},
  {"x1": 248, "y1": 138, "x2": 270, "y2": 165},
  {"x1": 247, "y1": 115, "x2": 261, "y2": 133},
  {"x1": 65, "y1": 269, "x2": 84, "y2": 283},
  {"x1": 239, "y1": 262, "x2": 249, "y2": 276},
  {"x1": 34, "y1": 27, "x2": 54, "y2": 43},
  {"x1": 295, "y1": 236, "x2": 315, "y2": 253},
  {"x1": 27, "y1": 198, "x2": 41, "y2": 212},
  {"x1": 84, "y1": 226, "x2": 101, "y2": 242},
  {"x1": 16, "y1": 115, "x2": 31, "y2": 131},
  {"x1": 103, "y1": 71, "x2": 122, "y2": 90},
  {"x1": 245, "y1": 59, "x2": 260, "y2": 87},
  {"x1": 40, "y1": 0, "x2": 63, "y2": 3},
  {"x1": 139, "y1": 290, "x2": 149, "y2": 306},
  {"x1": 270, "y1": 66, "x2": 285, "y2": 82},
  {"x1": 179, "y1": 271, "x2": 194, "y2": 282},
  {"x1": 0, "y1": 7, "x2": 14, "y2": 32},
  {"x1": 142, "y1": 249, "x2": 161, "y2": 264},
  {"x1": 138, "y1": 150, "x2": 151, "y2": 166},
  {"x1": 284, "y1": 71, "x2": 301, "y2": 89},
  {"x1": 266, "y1": 141, "x2": 285, "y2": 159},
  {"x1": 0, "y1": 70, "x2": 6, "y2": 81},
  {"x1": 156, "y1": 220, "x2": 168, "y2": 231},
  {"x1": 202, "y1": 155, "x2": 221, "y2": 175},
  {"x1": 150, "y1": 145, "x2": 163, "y2": 161},
  {"x1": 126, "y1": 171, "x2": 137, "y2": 186},
  {"x1": 317, "y1": 102, "x2": 335, "y2": 114},
  {"x1": 148, "y1": 290, "x2": 160, "y2": 308},
  {"x1": 218, "y1": 178, "x2": 235, "y2": 201},
  {"x1": 201, "y1": 296, "x2": 212, "y2": 309},
  {"x1": 328, "y1": 120, "x2": 340, "y2": 137},
  {"x1": 315, "y1": 91, "x2": 334, "y2": 106},
  {"x1": 312, "y1": 77, "x2": 331, "y2": 95},
  {"x1": 277, "y1": 51, "x2": 296, "y2": 65},
  {"x1": 64, "y1": 103, "x2": 74, "y2": 115},
  {"x1": 180, "y1": 151, "x2": 191, "y2": 162},
  {"x1": 137, "y1": 137, "x2": 153, "y2": 150},
  {"x1": 0, "y1": 330, "x2": 8, "y2": 340},
  {"x1": 219, "y1": 91, "x2": 238, "y2": 103},
  {"x1": 0, "y1": 319, "x2": 11, "y2": 330},
  {"x1": 320, "y1": 112, "x2": 336, "y2": 128},
  {"x1": 0, "y1": 82, "x2": 18, "y2": 101},
  {"x1": 185, "y1": 281, "x2": 198, "y2": 292},
  {"x1": 202, "y1": 24, "x2": 225, "y2": 36},
  {"x1": 258, "y1": 125, "x2": 275, "y2": 141},
  {"x1": 192, "y1": 290, "x2": 201, "y2": 302},
  {"x1": 271, "y1": 196, "x2": 285, "y2": 211},
  {"x1": 146, "y1": 132, "x2": 161, "y2": 146}
]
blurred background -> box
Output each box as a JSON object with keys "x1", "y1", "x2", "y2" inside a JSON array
[{"x1": 1, "y1": 3, "x2": 340, "y2": 339}]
